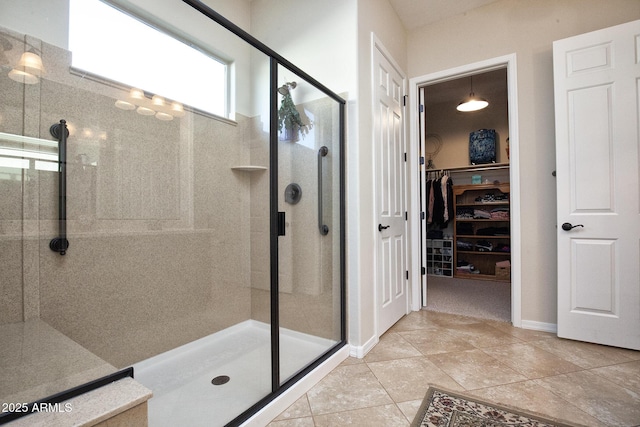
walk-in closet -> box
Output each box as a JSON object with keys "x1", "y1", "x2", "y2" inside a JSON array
[{"x1": 421, "y1": 67, "x2": 511, "y2": 322}]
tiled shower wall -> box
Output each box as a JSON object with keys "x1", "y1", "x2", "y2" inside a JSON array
[
  {"x1": 250, "y1": 95, "x2": 341, "y2": 342},
  {"x1": 1, "y1": 26, "x2": 340, "y2": 372},
  {"x1": 0, "y1": 27, "x2": 257, "y2": 368}
]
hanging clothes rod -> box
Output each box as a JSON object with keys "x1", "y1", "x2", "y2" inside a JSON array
[
  {"x1": 427, "y1": 163, "x2": 510, "y2": 175},
  {"x1": 49, "y1": 119, "x2": 69, "y2": 256}
]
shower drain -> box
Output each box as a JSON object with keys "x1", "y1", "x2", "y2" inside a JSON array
[{"x1": 211, "y1": 375, "x2": 230, "y2": 386}]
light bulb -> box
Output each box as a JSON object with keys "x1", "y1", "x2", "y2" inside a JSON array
[
  {"x1": 155, "y1": 112, "x2": 173, "y2": 121},
  {"x1": 115, "y1": 100, "x2": 135, "y2": 110},
  {"x1": 129, "y1": 88, "x2": 145, "y2": 100},
  {"x1": 170, "y1": 102, "x2": 185, "y2": 117},
  {"x1": 151, "y1": 95, "x2": 165, "y2": 107},
  {"x1": 136, "y1": 106, "x2": 155, "y2": 116}
]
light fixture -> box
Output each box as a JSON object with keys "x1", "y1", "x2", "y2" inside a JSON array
[
  {"x1": 115, "y1": 88, "x2": 185, "y2": 121},
  {"x1": 8, "y1": 67, "x2": 39, "y2": 84},
  {"x1": 1, "y1": 33, "x2": 46, "y2": 85},
  {"x1": 8, "y1": 51, "x2": 45, "y2": 85},
  {"x1": 456, "y1": 76, "x2": 488, "y2": 112}
]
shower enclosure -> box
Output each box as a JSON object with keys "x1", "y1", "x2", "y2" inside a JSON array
[{"x1": 0, "y1": 1, "x2": 345, "y2": 426}]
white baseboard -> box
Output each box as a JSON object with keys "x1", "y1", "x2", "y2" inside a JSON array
[
  {"x1": 243, "y1": 345, "x2": 350, "y2": 426},
  {"x1": 349, "y1": 334, "x2": 378, "y2": 358},
  {"x1": 521, "y1": 320, "x2": 557, "y2": 334}
]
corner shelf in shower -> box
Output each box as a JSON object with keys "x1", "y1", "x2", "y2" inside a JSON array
[{"x1": 230, "y1": 165, "x2": 268, "y2": 172}]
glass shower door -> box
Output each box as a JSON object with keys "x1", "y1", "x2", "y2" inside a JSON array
[{"x1": 275, "y1": 64, "x2": 343, "y2": 385}]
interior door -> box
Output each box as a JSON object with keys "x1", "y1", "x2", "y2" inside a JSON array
[
  {"x1": 373, "y1": 40, "x2": 409, "y2": 335},
  {"x1": 553, "y1": 19, "x2": 640, "y2": 350}
]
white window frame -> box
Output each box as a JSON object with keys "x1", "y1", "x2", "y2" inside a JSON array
[{"x1": 68, "y1": 0, "x2": 230, "y2": 119}]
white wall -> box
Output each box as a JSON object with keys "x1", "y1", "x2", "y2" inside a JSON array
[
  {"x1": 250, "y1": 0, "x2": 356, "y2": 132},
  {"x1": 407, "y1": 0, "x2": 640, "y2": 324},
  {"x1": 251, "y1": 0, "x2": 356, "y2": 97},
  {"x1": 0, "y1": 0, "x2": 69, "y2": 48}
]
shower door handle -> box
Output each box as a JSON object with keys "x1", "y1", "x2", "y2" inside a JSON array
[
  {"x1": 49, "y1": 120, "x2": 70, "y2": 255},
  {"x1": 317, "y1": 146, "x2": 329, "y2": 235},
  {"x1": 278, "y1": 212, "x2": 286, "y2": 236}
]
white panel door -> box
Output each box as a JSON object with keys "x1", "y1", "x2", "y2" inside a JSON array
[
  {"x1": 373, "y1": 41, "x2": 408, "y2": 335},
  {"x1": 554, "y1": 19, "x2": 640, "y2": 350}
]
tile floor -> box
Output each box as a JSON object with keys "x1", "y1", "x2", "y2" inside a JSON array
[{"x1": 268, "y1": 310, "x2": 640, "y2": 426}]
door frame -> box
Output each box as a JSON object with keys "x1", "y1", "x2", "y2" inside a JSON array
[
  {"x1": 407, "y1": 54, "x2": 522, "y2": 327},
  {"x1": 371, "y1": 33, "x2": 410, "y2": 337}
]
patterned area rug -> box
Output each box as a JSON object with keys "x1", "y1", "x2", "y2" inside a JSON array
[{"x1": 412, "y1": 387, "x2": 575, "y2": 427}]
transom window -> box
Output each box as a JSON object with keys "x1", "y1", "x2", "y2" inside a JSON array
[{"x1": 69, "y1": 0, "x2": 228, "y2": 118}]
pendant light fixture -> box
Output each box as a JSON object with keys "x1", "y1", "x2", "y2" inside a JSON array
[{"x1": 456, "y1": 75, "x2": 488, "y2": 112}]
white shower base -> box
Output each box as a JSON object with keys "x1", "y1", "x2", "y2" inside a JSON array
[{"x1": 133, "y1": 320, "x2": 336, "y2": 427}]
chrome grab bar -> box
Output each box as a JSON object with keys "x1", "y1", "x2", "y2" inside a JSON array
[{"x1": 317, "y1": 146, "x2": 329, "y2": 235}]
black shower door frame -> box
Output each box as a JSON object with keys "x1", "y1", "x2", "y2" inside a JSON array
[{"x1": 181, "y1": 1, "x2": 347, "y2": 425}]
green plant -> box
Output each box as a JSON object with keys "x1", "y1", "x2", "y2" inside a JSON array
[{"x1": 277, "y1": 87, "x2": 311, "y2": 139}]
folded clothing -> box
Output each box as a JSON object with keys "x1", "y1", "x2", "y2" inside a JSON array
[
  {"x1": 474, "y1": 194, "x2": 495, "y2": 203},
  {"x1": 473, "y1": 209, "x2": 491, "y2": 219},
  {"x1": 456, "y1": 240, "x2": 474, "y2": 251},
  {"x1": 491, "y1": 211, "x2": 510, "y2": 220},
  {"x1": 456, "y1": 206, "x2": 474, "y2": 219},
  {"x1": 476, "y1": 240, "x2": 493, "y2": 251},
  {"x1": 493, "y1": 243, "x2": 510, "y2": 252},
  {"x1": 490, "y1": 207, "x2": 510, "y2": 220},
  {"x1": 476, "y1": 226, "x2": 510, "y2": 236},
  {"x1": 456, "y1": 223, "x2": 474, "y2": 235}
]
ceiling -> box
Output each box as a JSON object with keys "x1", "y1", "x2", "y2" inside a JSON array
[
  {"x1": 423, "y1": 68, "x2": 507, "y2": 109},
  {"x1": 388, "y1": 0, "x2": 500, "y2": 30},
  {"x1": 385, "y1": 1, "x2": 507, "y2": 109}
]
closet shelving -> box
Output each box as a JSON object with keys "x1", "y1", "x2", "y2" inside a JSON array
[
  {"x1": 453, "y1": 182, "x2": 510, "y2": 282},
  {"x1": 428, "y1": 162, "x2": 510, "y2": 173}
]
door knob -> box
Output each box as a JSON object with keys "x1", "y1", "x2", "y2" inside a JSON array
[
  {"x1": 378, "y1": 224, "x2": 390, "y2": 232},
  {"x1": 561, "y1": 222, "x2": 584, "y2": 231}
]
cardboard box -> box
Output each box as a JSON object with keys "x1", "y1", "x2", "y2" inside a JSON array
[{"x1": 496, "y1": 265, "x2": 511, "y2": 279}]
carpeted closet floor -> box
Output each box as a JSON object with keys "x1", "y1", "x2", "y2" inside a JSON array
[{"x1": 424, "y1": 275, "x2": 511, "y2": 322}]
